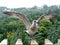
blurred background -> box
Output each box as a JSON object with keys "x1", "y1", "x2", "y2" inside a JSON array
[{"x1": 0, "y1": 0, "x2": 60, "y2": 45}]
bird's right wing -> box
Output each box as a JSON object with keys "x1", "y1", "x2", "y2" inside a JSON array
[
  {"x1": 37, "y1": 13, "x2": 57, "y2": 24},
  {"x1": 3, "y1": 11, "x2": 31, "y2": 29}
]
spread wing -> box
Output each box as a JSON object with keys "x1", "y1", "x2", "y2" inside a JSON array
[
  {"x1": 3, "y1": 11, "x2": 31, "y2": 29},
  {"x1": 37, "y1": 13, "x2": 57, "y2": 24}
]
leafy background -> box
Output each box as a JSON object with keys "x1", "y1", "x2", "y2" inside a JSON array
[{"x1": 0, "y1": 5, "x2": 60, "y2": 45}]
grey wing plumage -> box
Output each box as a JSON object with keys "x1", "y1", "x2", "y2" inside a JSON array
[
  {"x1": 3, "y1": 11, "x2": 31, "y2": 29},
  {"x1": 37, "y1": 13, "x2": 57, "y2": 24}
]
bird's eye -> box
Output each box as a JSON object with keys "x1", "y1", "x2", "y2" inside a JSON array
[{"x1": 34, "y1": 20, "x2": 36, "y2": 22}]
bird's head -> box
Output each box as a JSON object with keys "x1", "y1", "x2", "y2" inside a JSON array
[
  {"x1": 33, "y1": 20, "x2": 36, "y2": 23},
  {"x1": 33, "y1": 20, "x2": 38, "y2": 27}
]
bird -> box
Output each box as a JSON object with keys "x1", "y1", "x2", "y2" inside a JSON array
[{"x1": 3, "y1": 11, "x2": 57, "y2": 36}]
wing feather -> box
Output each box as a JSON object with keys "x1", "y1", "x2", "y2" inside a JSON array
[
  {"x1": 37, "y1": 13, "x2": 57, "y2": 24},
  {"x1": 3, "y1": 11, "x2": 31, "y2": 29}
]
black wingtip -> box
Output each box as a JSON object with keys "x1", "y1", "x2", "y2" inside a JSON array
[
  {"x1": 3, "y1": 11, "x2": 10, "y2": 14},
  {"x1": 3, "y1": 11, "x2": 12, "y2": 15},
  {"x1": 3, "y1": 11, "x2": 8, "y2": 14}
]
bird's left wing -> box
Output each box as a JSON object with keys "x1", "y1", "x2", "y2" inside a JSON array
[{"x1": 3, "y1": 11, "x2": 31, "y2": 29}]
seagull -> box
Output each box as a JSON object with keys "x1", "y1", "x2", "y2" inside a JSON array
[{"x1": 3, "y1": 11, "x2": 57, "y2": 36}]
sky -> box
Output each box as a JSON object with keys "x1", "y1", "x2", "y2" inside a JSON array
[{"x1": 0, "y1": 0, "x2": 60, "y2": 8}]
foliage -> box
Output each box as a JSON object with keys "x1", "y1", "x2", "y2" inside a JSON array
[
  {"x1": 21, "y1": 32, "x2": 30, "y2": 45},
  {"x1": 35, "y1": 19, "x2": 52, "y2": 45},
  {"x1": 0, "y1": 5, "x2": 60, "y2": 45},
  {"x1": 0, "y1": 34, "x2": 3, "y2": 42},
  {"x1": 47, "y1": 22, "x2": 60, "y2": 44}
]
